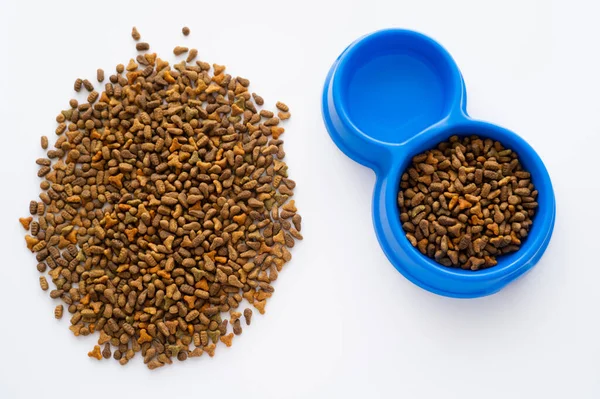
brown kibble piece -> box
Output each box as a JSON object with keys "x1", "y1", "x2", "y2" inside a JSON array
[
  {"x1": 186, "y1": 48, "x2": 198, "y2": 63},
  {"x1": 233, "y1": 319, "x2": 242, "y2": 335},
  {"x1": 74, "y1": 78, "x2": 83, "y2": 92},
  {"x1": 182, "y1": 26, "x2": 190, "y2": 36},
  {"x1": 82, "y1": 79, "x2": 94, "y2": 92},
  {"x1": 29, "y1": 201, "x2": 37, "y2": 215},
  {"x1": 278, "y1": 111, "x2": 291, "y2": 120},
  {"x1": 131, "y1": 27, "x2": 141, "y2": 41},
  {"x1": 102, "y1": 343, "x2": 112, "y2": 359},
  {"x1": 54, "y1": 305, "x2": 63, "y2": 319},
  {"x1": 252, "y1": 93, "x2": 264, "y2": 105},
  {"x1": 96, "y1": 68, "x2": 104, "y2": 82},
  {"x1": 136, "y1": 42, "x2": 150, "y2": 51},
  {"x1": 87, "y1": 90, "x2": 99, "y2": 103},
  {"x1": 173, "y1": 46, "x2": 188, "y2": 56},
  {"x1": 276, "y1": 101, "x2": 289, "y2": 112},
  {"x1": 41, "y1": 136, "x2": 48, "y2": 150},
  {"x1": 243, "y1": 308, "x2": 252, "y2": 325},
  {"x1": 147, "y1": 359, "x2": 163, "y2": 370},
  {"x1": 39, "y1": 276, "x2": 49, "y2": 291}
]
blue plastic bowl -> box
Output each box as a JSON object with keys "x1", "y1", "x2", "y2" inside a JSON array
[{"x1": 322, "y1": 29, "x2": 556, "y2": 298}]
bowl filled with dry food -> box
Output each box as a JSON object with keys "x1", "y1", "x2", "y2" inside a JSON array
[{"x1": 322, "y1": 29, "x2": 555, "y2": 298}]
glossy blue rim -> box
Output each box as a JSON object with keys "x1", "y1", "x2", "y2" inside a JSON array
[{"x1": 322, "y1": 29, "x2": 556, "y2": 298}]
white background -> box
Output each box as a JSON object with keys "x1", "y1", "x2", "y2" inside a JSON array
[{"x1": 0, "y1": 0, "x2": 596, "y2": 398}]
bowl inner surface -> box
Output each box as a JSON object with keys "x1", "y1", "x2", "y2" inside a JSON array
[{"x1": 337, "y1": 33, "x2": 458, "y2": 145}]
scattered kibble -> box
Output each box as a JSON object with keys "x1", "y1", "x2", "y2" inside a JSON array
[
  {"x1": 96, "y1": 68, "x2": 104, "y2": 83},
  {"x1": 182, "y1": 26, "x2": 190, "y2": 36},
  {"x1": 22, "y1": 27, "x2": 301, "y2": 370},
  {"x1": 398, "y1": 135, "x2": 537, "y2": 270},
  {"x1": 41, "y1": 136, "x2": 48, "y2": 149}
]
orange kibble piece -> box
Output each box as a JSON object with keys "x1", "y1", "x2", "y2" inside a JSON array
[
  {"x1": 108, "y1": 174, "x2": 123, "y2": 188},
  {"x1": 25, "y1": 235, "x2": 39, "y2": 251},
  {"x1": 220, "y1": 333, "x2": 234, "y2": 347},
  {"x1": 233, "y1": 213, "x2": 247, "y2": 225},
  {"x1": 282, "y1": 200, "x2": 297, "y2": 213},
  {"x1": 125, "y1": 228, "x2": 138, "y2": 242},
  {"x1": 205, "y1": 343, "x2": 216, "y2": 357},
  {"x1": 19, "y1": 217, "x2": 33, "y2": 230},
  {"x1": 197, "y1": 278, "x2": 209, "y2": 291},
  {"x1": 271, "y1": 126, "x2": 285, "y2": 139},
  {"x1": 88, "y1": 345, "x2": 102, "y2": 360},
  {"x1": 138, "y1": 329, "x2": 152, "y2": 344},
  {"x1": 254, "y1": 300, "x2": 266, "y2": 314}
]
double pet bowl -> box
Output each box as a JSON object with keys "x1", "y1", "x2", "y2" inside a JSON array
[{"x1": 322, "y1": 29, "x2": 556, "y2": 298}]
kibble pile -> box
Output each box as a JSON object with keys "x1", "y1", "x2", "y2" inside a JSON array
[
  {"x1": 20, "y1": 26, "x2": 301, "y2": 369},
  {"x1": 397, "y1": 135, "x2": 537, "y2": 270}
]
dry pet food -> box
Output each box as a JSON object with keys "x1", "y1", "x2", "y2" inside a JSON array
[
  {"x1": 21, "y1": 26, "x2": 301, "y2": 369},
  {"x1": 398, "y1": 135, "x2": 537, "y2": 270}
]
